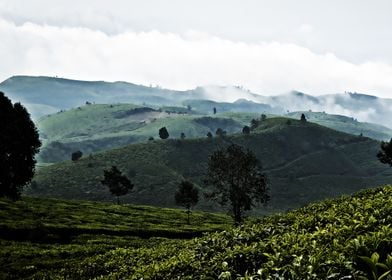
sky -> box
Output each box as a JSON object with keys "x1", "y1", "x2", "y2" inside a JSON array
[{"x1": 1, "y1": 0, "x2": 392, "y2": 97}]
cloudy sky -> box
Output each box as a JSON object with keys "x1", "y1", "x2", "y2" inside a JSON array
[{"x1": 1, "y1": 0, "x2": 392, "y2": 97}]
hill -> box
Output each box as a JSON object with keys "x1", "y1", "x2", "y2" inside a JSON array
[
  {"x1": 2, "y1": 76, "x2": 392, "y2": 128},
  {"x1": 36, "y1": 103, "x2": 391, "y2": 163},
  {"x1": 36, "y1": 103, "x2": 250, "y2": 162},
  {"x1": 287, "y1": 111, "x2": 392, "y2": 141},
  {"x1": 0, "y1": 196, "x2": 230, "y2": 279},
  {"x1": 28, "y1": 118, "x2": 392, "y2": 213},
  {"x1": 6, "y1": 186, "x2": 392, "y2": 278}
]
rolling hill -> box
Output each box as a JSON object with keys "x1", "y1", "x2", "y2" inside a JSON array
[
  {"x1": 2, "y1": 75, "x2": 392, "y2": 128},
  {"x1": 28, "y1": 118, "x2": 392, "y2": 213},
  {"x1": 35, "y1": 103, "x2": 392, "y2": 163}
]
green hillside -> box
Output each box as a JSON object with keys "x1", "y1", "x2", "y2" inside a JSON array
[
  {"x1": 67, "y1": 185, "x2": 392, "y2": 279},
  {"x1": 0, "y1": 196, "x2": 230, "y2": 279},
  {"x1": 36, "y1": 103, "x2": 248, "y2": 162},
  {"x1": 288, "y1": 111, "x2": 392, "y2": 141},
  {"x1": 28, "y1": 118, "x2": 392, "y2": 212},
  {"x1": 6, "y1": 186, "x2": 392, "y2": 279},
  {"x1": 36, "y1": 103, "x2": 392, "y2": 164}
]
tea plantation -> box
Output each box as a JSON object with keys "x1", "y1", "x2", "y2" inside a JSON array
[
  {"x1": 0, "y1": 197, "x2": 231, "y2": 279},
  {"x1": 3, "y1": 185, "x2": 391, "y2": 279}
]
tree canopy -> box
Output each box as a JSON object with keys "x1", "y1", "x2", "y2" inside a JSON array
[
  {"x1": 101, "y1": 166, "x2": 133, "y2": 204},
  {"x1": 205, "y1": 144, "x2": 269, "y2": 225},
  {"x1": 377, "y1": 138, "x2": 392, "y2": 166},
  {"x1": 175, "y1": 180, "x2": 199, "y2": 224},
  {"x1": 159, "y1": 127, "x2": 169, "y2": 139},
  {"x1": 0, "y1": 92, "x2": 41, "y2": 199}
]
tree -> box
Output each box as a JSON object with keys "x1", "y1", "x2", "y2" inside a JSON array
[
  {"x1": 101, "y1": 166, "x2": 133, "y2": 204},
  {"x1": 242, "y1": 125, "x2": 250, "y2": 135},
  {"x1": 71, "y1": 150, "x2": 83, "y2": 161},
  {"x1": 159, "y1": 127, "x2": 169, "y2": 139},
  {"x1": 300, "y1": 113, "x2": 307, "y2": 122},
  {"x1": 175, "y1": 181, "x2": 199, "y2": 224},
  {"x1": 207, "y1": 132, "x2": 213, "y2": 138},
  {"x1": 205, "y1": 144, "x2": 269, "y2": 225},
  {"x1": 180, "y1": 132, "x2": 186, "y2": 140},
  {"x1": 213, "y1": 107, "x2": 217, "y2": 114},
  {"x1": 216, "y1": 128, "x2": 226, "y2": 137},
  {"x1": 0, "y1": 92, "x2": 41, "y2": 200},
  {"x1": 250, "y1": 119, "x2": 258, "y2": 130},
  {"x1": 377, "y1": 138, "x2": 392, "y2": 166},
  {"x1": 261, "y1": 114, "x2": 267, "y2": 121}
]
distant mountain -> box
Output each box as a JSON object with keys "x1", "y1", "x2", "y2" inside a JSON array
[
  {"x1": 1, "y1": 75, "x2": 392, "y2": 127},
  {"x1": 29, "y1": 118, "x2": 392, "y2": 213}
]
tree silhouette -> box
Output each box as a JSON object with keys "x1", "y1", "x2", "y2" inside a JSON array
[
  {"x1": 0, "y1": 92, "x2": 41, "y2": 200},
  {"x1": 205, "y1": 144, "x2": 269, "y2": 225},
  {"x1": 377, "y1": 138, "x2": 392, "y2": 166},
  {"x1": 71, "y1": 150, "x2": 83, "y2": 161},
  {"x1": 242, "y1": 125, "x2": 250, "y2": 135},
  {"x1": 216, "y1": 128, "x2": 226, "y2": 137},
  {"x1": 101, "y1": 166, "x2": 133, "y2": 204},
  {"x1": 175, "y1": 180, "x2": 199, "y2": 224},
  {"x1": 261, "y1": 114, "x2": 267, "y2": 121},
  {"x1": 207, "y1": 132, "x2": 213, "y2": 138},
  {"x1": 300, "y1": 113, "x2": 307, "y2": 122},
  {"x1": 213, "y1": 107, "x2": 217, "y2": 114},
  {"x1": 159, "y1": 127, "x2": 169, "y2": 139},
  {"x1": 180, "y1": 132, "x2": 186, "y2": 140}
]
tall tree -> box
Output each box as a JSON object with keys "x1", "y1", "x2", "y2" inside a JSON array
[
  {"x1": 0, "y1": 92, "x2": 41, "y2": 200},
  {"x1": 300, "y1": 113, "x2": 307, "y2": 122},
  {"x1": 213, "y1": 107, "x2": 217, "y2": 114},
  {"x1": 101, "y1": 166, "x2": 133, "y2": 204},
  {"x1": 205, "y1": 144, "x2": 269, "y2": 225},
  {"x1": 377, "y1": 138, "x2": 392, "y2": 166},
  {"x1": 159, "y1": 127, "x2": 169, "y2": 139},
  {"x1": 175, "y1": 180, "x2": 199, "y2": 224}
]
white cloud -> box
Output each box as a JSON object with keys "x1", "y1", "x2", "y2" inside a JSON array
[{"x1": 1, "y1": 18, "x2": 392, "y2": 98}]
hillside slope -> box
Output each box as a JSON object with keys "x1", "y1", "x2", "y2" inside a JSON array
[
  {"x1": 0, "y1": 196, "x2": 230, "y2": 279},
  {"x1": 69, "y1": 185, "x2": 392, "y2": 279},
  {"x1": 28, "y1": 118, "x2": 392, "y2": 212}
]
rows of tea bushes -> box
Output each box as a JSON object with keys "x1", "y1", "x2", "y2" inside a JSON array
[{"x1": 64, "y1": 185, "x2": 392, "y2": 279}]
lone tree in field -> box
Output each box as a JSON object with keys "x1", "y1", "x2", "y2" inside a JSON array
[
  {"x1": 71, "y1": 150, "x2": 83, "y2": 161},
  {"x1": 300, "y1": 113, "x2": 307, "y2": 122},
  {"x1": 213, "y1": 107, "x2": 217, "y2": 114},
  {"x1": 159, "y1": 126, "x2": 169, "y2": 139},
  {"x1": 101, "y1": 166, "x2": 133, "y2": 204},
  {"x1": 205, "y1": 144, "x2": 269, "y2": 225},
  {"x1": 242, "y1": 125, "x2": 250, "y2": 135},
  {"x1": 175, "y1": 180, "x2": 199, "y2": 224},
  {"x1": 377, "y1": 138, "x2": 392, "y2": 166},
  {"x1": 0, "y1": 92, "x2": 41, "y2": 200}
]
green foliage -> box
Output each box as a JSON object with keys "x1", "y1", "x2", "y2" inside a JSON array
[
  {"x1": 377, "y1": 138, "x2": 392, "y2": 166},
  {"x1": 205, "y1": 144, "x2": 269, "y2": 224},
  {"x1": 0, "y1": 92, "x2": 41, "y2": 199},
  {"x1": 159, "y1": 126, "x2": 169, "y2": 139},
  {"x1": 0, "y1": 196, "x2": 231, "y2": 279},
  {"x1": 175, "y1": 181, "x2": 199, "y2": 224},
  {"x1": 19, "y1": 185, "x2": 391, "y2": 279},
  {"x1": 71, "y1": 150, "x2": 82, "y2": 161},
  {"x1": 101, "y1": 166, "x2": 133, "y2": 204},
  {"x1": 242, "y1": 125, "x2": 250, "y2": 135}
]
